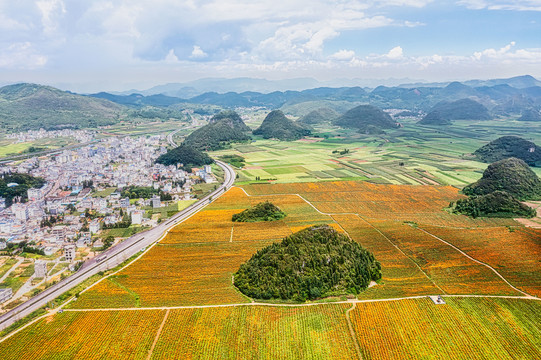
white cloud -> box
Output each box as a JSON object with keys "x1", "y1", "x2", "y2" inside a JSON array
[
  {"x1": 164, "y1": 49, "x2": 179, "y2": 63},
  {"x1": 330, "y1": 49, "x2": 356, "y2": 61},
  {"x1": 386, "y1": 46, "x2": 404, "y2": 59},
  {"x1": 473, "y1": 41, "x2": 516, "y2": 60},
  {"x1": 0, "y1": 42, "x2": 47, "y2": 69},
  {"x1": 36, "y1": 0, "x2": 66, "y2": 34},
  {"x1": 458, "y1": 0, "x2": 541, "y2": 11},
  {"x1": 190, "y1": 45, "x2": 208, "y2": 59}
]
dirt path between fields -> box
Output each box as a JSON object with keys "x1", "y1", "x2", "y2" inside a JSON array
[
  {"x1": 415, "y1": 227, "x2": 534, "y2": 298},
  {"x1": 346, "y1": 302, "x2": 363, "y2": 360},
  {"x1": 60, "y1": 294, "x2": 538, "y2": 312},
  {"x1": 146, "y1": 309, "x2": 170, "y2": 360}
]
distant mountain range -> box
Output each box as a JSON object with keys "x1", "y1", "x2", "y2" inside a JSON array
[
  {"x1": 114, "y1": 75, "x2": 541, "y2": 98},
  {"x1": 89, "y1": 75, "x2": 541, "y2": 114},
  {"x1": 1, "y1": 75, "x2": 541, "y2": 132}
]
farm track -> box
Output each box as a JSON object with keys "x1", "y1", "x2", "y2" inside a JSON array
[{"x1": 59, "y1": 294, "x2": 539, "y2": 312}]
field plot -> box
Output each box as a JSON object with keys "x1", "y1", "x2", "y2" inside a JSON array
[
  {"x1": 351, "y1": 297, "x2": 541, "y2": 360},
  {"x1": 333, "y1": 214, "x2": 441, "y2": 299},
  {"x1": 71, "y1": 241, "x2": 269, "y2": 308},
  {"x1": 421, "y1": 226, "x2": 541, "y2": 297},
  {"x1": 374, "y1": 221, "x2": 520, "y2": 296},
  {"x1": 0, "y1": 310, "x2": 165, "y2": 360},
  {"x1": 150, "y1": 304, "x2": 357, "y2": 360},
  {"x1": 243, "y1": 180, "x2": 515, "y2": 227}
]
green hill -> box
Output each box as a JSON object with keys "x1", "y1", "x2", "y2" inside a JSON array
[
  {"x1": 518, "y1": 108, "x2": 541, "y2": 122},
  {"x1": 474, "y1": 136, "x2": 541, "y2": 166},
  {"x1": 208, "y1": 110, "x2": 251, "y2": 131},
  {"x1": 463, "y1": 158, "x2": 541, "y2": 200},
  {"x1": 419, "y1": 98, "x2": 491, "y2": 125},
  {"x1": 334, "y1": 105, "x2": 398, "y2": 133},
  {"x1": 183, "y1": 110, "x2": 251, "y2": 151},
  {"x1": 234, "y1": 225, "x2": 381, "y2": 301},
  {"x1": 253, "y1": 110, "x2": 310, "y2": 141},
  {"x1": 155, "y1": 145, "x2": 213, "y2": 171},
  {"x1": 232, "y1": 201, "x2": 286, "y2": 222},
  {"x1": 298, "y1": 108, "x2": 339, "y2": 124},
  {"x1": 0, "y1": 173, "x2": 46, "y2": 207},
  {"x1": 452, "y1": 191, "x2": 536, "y2": 218},
  {"x1": 0, "y1": 83, "x2": 122, "y2": 131}
]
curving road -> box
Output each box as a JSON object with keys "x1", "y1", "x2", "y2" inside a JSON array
[{"x1": 0, "y1": 159, "x2": 235, "y2": 331}]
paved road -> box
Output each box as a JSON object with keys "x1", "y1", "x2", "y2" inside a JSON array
[{"x1": 0, "y1": 159, "x2": 235, "y2": 331}]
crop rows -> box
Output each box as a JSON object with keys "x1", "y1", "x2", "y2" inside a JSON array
[
  {"x1": 374, "y1": 220, "x2": 520, "y2": 296},
  {"x1": 421, "y1": 225, "x2": 541, "y2": 297},
  {"x1": 71, "y1": 241, "x2": 275, "y2": 308},
  {"x1": 333, "y1": 214, "x2": 440, "y2": 298},
  {"x1": 350, "y1": 297, "x2": 541, "y2": 359},
  {"x1": 150, "y1": 304, "x2": 357, "y2": 360},
  {"x1": 0, "y1": 310, "x2": 165, "y2": 360}
]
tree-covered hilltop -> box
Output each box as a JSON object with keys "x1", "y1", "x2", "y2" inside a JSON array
[
  {"x1": 234, "y1": 225, "x2": 382, "y2": 302},
  {"x1": 208, "y1": 110, "x2": 251, "y2": 131},
  {"x1": 183, "y1": 110, "x2": 251, "y2": 151},
  {"x1": 419, "y1": 98, "x2": 491, "y2": 125},
  {"x1": 298, "y1": 108, "x2": 339, "y2": 124},
  {"x1": 451, "y1": 191, "x2": 536, "y2": 218},
  {"x1": 518, "y1": 108, "x2": 541, "y2": 122},
  {"x1": 0, "y1": 83, "x2": 122, "y2": 131},
  {"x1": 232, "y1": 201, "x2": 286, "y2": 222},
  {"x1": 334, "y1": 105, "x2": 398, "y2": 134},
  {"x1": 155, "y1": 145, "x2": 213, "y2": 171},
  {"x1": 474, "y1": 136, "x2": 541, "y2": 166},
  {"x1": 462, "y1": 158, "x2": 541, "y2": 201},
  {"x1": 0, "y1": 173, "x2": 46, "y2": 207},
  {"x1": 252, "y1": 110, "x2": 311, "y2": 141}
]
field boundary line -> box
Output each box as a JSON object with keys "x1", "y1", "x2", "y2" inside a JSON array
[
  {"x1": 146, "y1": 309, "x2": 170, "y2": 360},
  {"x1": 351, "y1": 214, "x2": 446, "y2": 294},
  {"x1": 59, "y1": 294, "x2": 539, "y2": 312},
  {"x1": 416, "y1": 227, "x2": 534, "y2": 298},
  {"x1": 345, "y1": 302, "x2": 363, "y2": 360}
]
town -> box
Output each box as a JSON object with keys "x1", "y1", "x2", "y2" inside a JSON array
[{"x1": 0, "y1": 130, "x2": 217, "y2": 311}]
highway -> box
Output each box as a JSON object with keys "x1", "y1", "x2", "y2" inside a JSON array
[{"x1": 0, "y1": 159, "x2": 235, "y2": 331}]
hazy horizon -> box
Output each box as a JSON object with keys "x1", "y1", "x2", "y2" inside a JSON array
[{"x1": 1, "y1": 1, "x2": 541, "y2": 93}]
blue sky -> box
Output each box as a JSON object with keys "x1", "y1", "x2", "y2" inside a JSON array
[{"x1": 0, "y1": 0, "x2": 540, "y2": 92}]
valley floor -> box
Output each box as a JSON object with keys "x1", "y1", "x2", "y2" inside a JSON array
[{"x1": 1, "y1": 182, "x2": 540, "y2": 359}]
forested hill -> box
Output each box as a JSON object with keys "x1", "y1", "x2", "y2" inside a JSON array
[
  {"x1": 0, "y1": 83, "x2": 122, "y2": 131},
  {"x1": 183, "y1": 110, "x2": 251, "y2": 151},
  {"x1": 253, "y1": 110, "x2": 310, "y2": 141},
  {"x1": 419, "y1": 98, "x2": 491, "y2": 125},
  {"x1": 463, "y1": 157, "x2": 541, "y2": 200},
  {"x1": 234, "y1": 225, "x2": 381, "y2": 301},
  {"x1": 474, "y1": 136, "x2": 541, "y2": 166},
  {"x1": 155, "y1": 145, "x2": 213, "y2": 171}
]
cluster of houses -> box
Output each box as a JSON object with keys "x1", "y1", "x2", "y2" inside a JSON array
[{"x1": 0, "y1": 133, "x2": 216, "y2": 264}]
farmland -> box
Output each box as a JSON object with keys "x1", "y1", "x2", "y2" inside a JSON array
[
  {"x1": 215, "y1": 119, "x2": 541, "y2": 186},
  {"x1": 3, "y1": 142, "x2": 541, "y2": 358},
  {"x1": 2, "y1": 298, "x2": 540, "y2": 359}
]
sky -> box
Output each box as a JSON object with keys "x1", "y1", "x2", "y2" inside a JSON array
[{"x1": 1, "y1": 0, "x2": 541, "y2": 92}]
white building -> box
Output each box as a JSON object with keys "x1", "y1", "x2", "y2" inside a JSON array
[
  {"x1": 12, "y1": 204, "x2": 29, "y2": 222},
  {"x1": 89, "y1": 220, "x2": 101, "y2": 234},
  {"x1": 151, "y1": 195, "x2": 161, "y2": 208},
  {"x1": 204, "y1": 165, "x2": 212, "y2": 174},
  {"x1": 34, "y1": 260, "x2": 48, "y2": 278},
  {"x1": 131, "y1": 210, "x2": 144, "y2": 225},
  {"x1": 64, "y1": 244, "x2": 76, "y2": 262}
]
